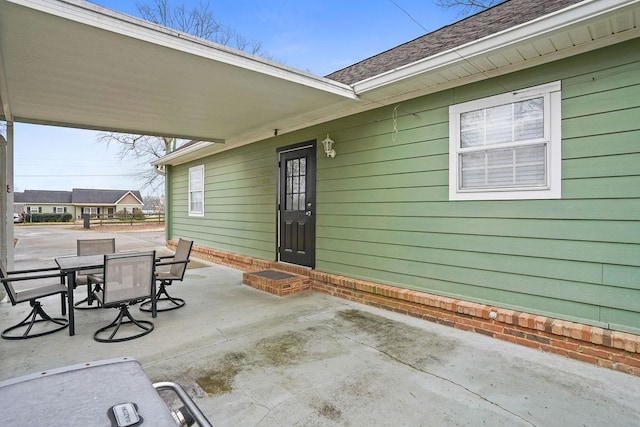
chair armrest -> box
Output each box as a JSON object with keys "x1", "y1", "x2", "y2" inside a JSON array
[
  {"x1": 155, "y1": 259, "x2": 190, "y2": 268},
  {"x1": 6, "y1": 266, "x2": 61, "y2": 275},
  {"x1": 1, "y1": 272, "x2": 65, "y2": 284}
]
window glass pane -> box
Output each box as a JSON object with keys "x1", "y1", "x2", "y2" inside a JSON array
[
  {"x1": 516, "y1": 164, "x2": 546, "y2": 185},
  {"x1": 299, "y1": 176, "x2": 306, "y2": 210},
  {"x1": 460, "y1": 98, "x2": 545, "y2": 149},
  {"x1": 461, "y1": 168, "x2": 486, "y2": 188},
  {"x1": 484, "y1": 103, "x2": 513, "y2": 145},
  {"x1": 460, "y1": 152, "x2": 486, "y2": 188},
  {"x1": 487, "y1": 148, "x2": 513, "y2": 167},
  {"x1": 461, "y1": 151, "x2": 485, "y2": 169},
  {"x1": 292, "y1": 176, "x2": 299, "y2": 196},
  {"x1": 487, "y1": 167, "x2": 514, "y2": 186},
  {"x1": 515, "y1": 144, "x2": 546, "y2": 185},
  {"x1": 460, "y1": 110, "x2": 484, "y2": 147},
  {"x1": 190, "y1": 170, "x2": 202, "y2": 191},
  {"x1": 461, "y1": 144, "x2": 547, "y2": 189},
  {"x1": 460, "y1": 110, "x2": 483, "y2": 129},
  {"x1": 460, "y1": 129, "x2": 483, "y2": 147},
  {"x1": 300, "y1": 158, "x2": 306, "y2": 175},
  {"x1": 515, "y1": 98, "x2": 544, "y2": 141}
]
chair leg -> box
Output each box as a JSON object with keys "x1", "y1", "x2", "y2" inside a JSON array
[
  {"x1": 94, "y1": 305, "x2": 154, "y2": 343},
  {"x1": 74, "y1": 280, "x2": 101, "y2": 310},
  {"x1": 140, "y1": 280, "x2": 185, "y2": 313},
  {"x1": 60, "y1": 275, "x2": 67, "y2": 316},
  {"x1": 2, "y1": 300, "x2": 68, "y2": 340}
]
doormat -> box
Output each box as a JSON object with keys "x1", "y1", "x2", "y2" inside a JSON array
[{"x1": 242, "y1": 269, "x2": 310, "y2": 297}]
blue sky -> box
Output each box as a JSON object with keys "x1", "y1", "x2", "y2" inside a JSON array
[{"x1": 13, "y1": 0, "x2": 463, "y2": 195}]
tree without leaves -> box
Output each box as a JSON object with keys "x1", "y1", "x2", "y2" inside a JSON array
[
  {"x1": 434, "y1": 0, "x2": 505, "y2": 16},
  {"x1": 99, "y1": 0, "x2": 270, "y2": 193},
  {"x1": 137, "y1": 0, "x2": 269, "y2": 55},
  {"x1": 96, "y1": 133, "x2": 177, "y2": 195}
]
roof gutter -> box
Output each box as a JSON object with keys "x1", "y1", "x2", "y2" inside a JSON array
[
  {"x1": 151, "y1": 141, "x2": 215, "y2": 166},
  {"x1": 352, "y1": 0, "x2": 640, "y2": 93}
]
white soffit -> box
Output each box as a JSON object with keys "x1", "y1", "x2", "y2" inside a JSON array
[{"x1": 0, "y1": 0, "x2": 357, "y2": 143}]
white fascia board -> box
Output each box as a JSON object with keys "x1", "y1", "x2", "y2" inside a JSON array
[
  {"x1": 151, "y1": 141, "x2": 215, "y2": 166},
  {"x1": 353, "y1": 0, "x2": 640, "y2": 93},
  {"x1": 9, "y1": 0, "x2": 357, "y2": 99}
]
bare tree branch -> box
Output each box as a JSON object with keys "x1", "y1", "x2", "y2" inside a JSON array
[
  {"x1": 99, "y1": 0, "x2": 272, "y2": 193},
  {"x1": 136, "y1": 0, "x2": 269, "y2": 56},
  {"x1": 434, "y1": 0, "x2": 505, "y2": 16}
]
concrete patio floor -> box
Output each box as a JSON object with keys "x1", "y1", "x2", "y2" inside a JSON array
[{"x1": 1, "y1": 225, "x2": 639, "y2": 426}]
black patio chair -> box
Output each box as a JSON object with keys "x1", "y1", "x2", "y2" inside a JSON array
[
  {"x1": 0, "y1": 262, "x2": 68, "y2": 340},
  {"x1": 75, "y1": 238, "x2": 115, "y2": 310},
  {"x1": 140, "y1": 238, "x2": 193, "y2": 313},
  {"x1": 93, "y1": 251, "x2": 156, "y2": 343}
]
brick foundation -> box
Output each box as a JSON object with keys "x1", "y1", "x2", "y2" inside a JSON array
[{"x1": 173, "y1": 240, "x2": 640, "y2": 377}]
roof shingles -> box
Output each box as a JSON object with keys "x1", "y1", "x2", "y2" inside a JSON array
[
  {"x1": 14, "y1": 189, "x2": 142, "y2": 205},
  {"x1": 325, "y1": 0, "x2": 583, "y2": 85}
]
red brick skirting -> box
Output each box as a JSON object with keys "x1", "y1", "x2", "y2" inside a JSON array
[{"x1": 174, "y1": 241, "x2": 640, "y2": 377}]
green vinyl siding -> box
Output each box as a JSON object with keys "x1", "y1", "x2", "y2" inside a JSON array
[
  {"x1": 168, "y1": 144, "x2": 279, "y2": 261},
  {"x1": 168, "y1": 38, "x2": 640, "y2": 334}
]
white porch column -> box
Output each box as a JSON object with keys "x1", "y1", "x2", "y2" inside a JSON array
[{"x1": 0, "y1": 121, "x2": 15, "y2": 270}]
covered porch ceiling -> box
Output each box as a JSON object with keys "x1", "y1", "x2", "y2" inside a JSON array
[{"x1": 0, "y1": 0, "x2": 358, "y2": 145}]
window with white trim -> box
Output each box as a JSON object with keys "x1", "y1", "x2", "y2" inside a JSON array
[
  {"x1": 54, "y1": 206, "x2": 66, "y2": 214},
  {"x1": 188, "y1": 165, "x2": 205, "y2": 216},
  {"x1": 449, "y1": 81, "x2": 561, "y2": 200},
  {"x1": 83, "y1": 207, "x2": 98, "y2": 217}
]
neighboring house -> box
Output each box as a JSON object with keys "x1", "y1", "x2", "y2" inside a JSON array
[
  {"x1": 14, "y1": 189, "x2": 143, "y2": 218},
  {"x1": 13, "y1": 190, "x2": 72, "y2": 216},
  {"x1": 155, "y1": 0, "x2": 640, "y2": 373}
]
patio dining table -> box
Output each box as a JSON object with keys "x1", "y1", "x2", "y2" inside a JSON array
[{"x1": 55, "y1": 254, "x2": 157, "y2": 336}]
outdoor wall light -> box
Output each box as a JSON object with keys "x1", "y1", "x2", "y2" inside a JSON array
[{"x1": 322, "y1": 135, "x2": 336, "y2": 158}]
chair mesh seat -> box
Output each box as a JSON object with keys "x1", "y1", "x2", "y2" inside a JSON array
[{"x1": 15, "y1": 284, "x2": 68, "y2": 303}]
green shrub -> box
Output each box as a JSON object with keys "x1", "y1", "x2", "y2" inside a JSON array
[{"x1": 29, "y1": 213, "x2": 73, "y2": 223}]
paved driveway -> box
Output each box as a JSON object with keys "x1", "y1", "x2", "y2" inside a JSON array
[{"x1": 2, "y1": 226, "x2": 640, "y2": 426}]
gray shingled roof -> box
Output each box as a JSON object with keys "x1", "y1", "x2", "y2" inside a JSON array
[
  {"x1": 325, "y1": 0, "x2": 584, "y2": 85},
  {"x1": 14, "y1": 190, "x2": 72, "y2": 204},
  {"x1": 71, "y1": 189, "x2": 143, "y2": 204},
  {"x1": 14, "y1": 189, "x2": 142, "y2": 205}
]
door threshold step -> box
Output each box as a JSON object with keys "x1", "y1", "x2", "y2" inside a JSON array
[{"x1": 242, "y1": 269, "x2": 310, "y2": 296}]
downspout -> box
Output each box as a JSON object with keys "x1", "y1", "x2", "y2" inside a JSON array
[
  {"x1": 152, "y1": 163, "x2": 170, "y2": 242},
  {"x1": 164, "y1": 165, "x2": 172, "y2": 242}
]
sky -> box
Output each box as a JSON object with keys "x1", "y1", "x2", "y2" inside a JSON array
[{"x1": 12, "y1": 0, "x2": 465, "y2": 196}]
